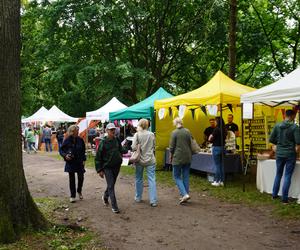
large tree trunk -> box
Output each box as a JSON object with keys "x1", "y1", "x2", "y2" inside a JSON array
[
  {"x1": 228, "y1": 0, "x2": 237, "y2": 80},
  {"x1": 0, "y1": 0, "x2": 48, "y2": 243}
]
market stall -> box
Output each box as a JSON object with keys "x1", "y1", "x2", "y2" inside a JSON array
[
  {"x1": 154, "y1": 70, "x2": 255, "y2": 169},
  {"x1": 109, "y1": 87, "x2": 173, "y2": 121},
  {"x1": 241, "y1": 67, "x2": 300, "y2": 198}
]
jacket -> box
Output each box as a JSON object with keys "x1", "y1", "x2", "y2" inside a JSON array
[
  {"x1": 269, "y1": 120, "x2": 300, "y2": 158},
  {"x1": 132, "y1": 130, "x2": 156, "y2": 167},
  {"x1": 95, "y1": 136, "x2": 126, "y2": 172},
  {"x1": 169, "y1": 127, "x2": 192, "y2": 165},
  {"x1": 60, "y1": 136, "x2": 86, "y2": 173}
]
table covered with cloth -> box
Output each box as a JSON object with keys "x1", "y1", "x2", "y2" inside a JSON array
[
  {"x1": 165, "y1": 149, "x2": 242, "y2": 173},
  {"x1": 257, "y1": 159, "x2": 300, "y2": 199}
]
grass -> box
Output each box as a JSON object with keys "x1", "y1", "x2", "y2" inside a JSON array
[{"x1": 0, "y1": 197, "x2": 103, "y2": 250}]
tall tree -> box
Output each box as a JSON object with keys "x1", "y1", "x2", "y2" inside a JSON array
[
  {"x1": 228, "y1": 0, "x2": 237, "y2": 79},
  {"x1": 0, "y1": 0, "x2": 48, "y2": 243}
]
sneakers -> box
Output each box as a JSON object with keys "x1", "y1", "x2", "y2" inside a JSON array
[
  {"x1": 297, "y1": 199, "x2": 300, "y2": 204},
  {"x1": 112, "y1": 208, "x2": 120, "y2": 213},
  {"x1": 150, "y1": 203, "x2": 158, "y2": 207},
  {"x1": 211, "y1": 181, "x2": 220, "y2": 187},
  {"x1": 78, "y1": 193, "x2": 83, "y2": 200},
  {"x1": 102, "y1": 195, "x2": 109, "y2": 206},
  {"x1": 179, "y1": 194, "x2": 191, "y2": 204},
  {"x1": 70, "y1": 197, "x2": 76, "y2": 203}
]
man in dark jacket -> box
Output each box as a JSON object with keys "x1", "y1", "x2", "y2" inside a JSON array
[
  {"x1": 269, "y1": 109, "x2": 300, "y2": 204},
  {"x1": 95, "y1": 123, "x2": 127, "y2": 213}
]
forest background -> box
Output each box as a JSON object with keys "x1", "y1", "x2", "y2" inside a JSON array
[{"x1": 21, "y1": 0, "x2": 300, "y2": 117}]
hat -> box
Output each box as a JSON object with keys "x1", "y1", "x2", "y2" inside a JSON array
[{"x1": 106, "y1": 123, "x2": 116, "y2": 130}]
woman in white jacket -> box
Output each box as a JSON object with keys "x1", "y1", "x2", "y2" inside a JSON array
[{"x1": 132, "y1": 119, "x2": 157, "y2": 207}]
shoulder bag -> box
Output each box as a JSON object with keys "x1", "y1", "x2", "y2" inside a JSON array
[{"x1": 129, "y1": 134, "x2": 141, "y2": 163}]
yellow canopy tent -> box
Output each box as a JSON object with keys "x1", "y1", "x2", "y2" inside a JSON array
[{"x1": 154, "y1": 71, "x2": 256, "y2": 168}]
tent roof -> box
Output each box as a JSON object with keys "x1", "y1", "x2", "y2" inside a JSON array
[
  {"x1": 22, "y1": 106, "x2": 49, "y2": 123},
  {"x1": 109, "y1": 87, "x2": 173, "y2": 120},
  {"x1": 241, "y1": 67, "x2": 300, "y2": 106},
  {"x1": 154, "y1": 71, "x2": 255, "y2": 109},
  {"x1": 46, "y1": 105, "x2": 78, "y2": 122},
  {"x1": 86, "y1": 97, "x2": 127, "y2": 122}
]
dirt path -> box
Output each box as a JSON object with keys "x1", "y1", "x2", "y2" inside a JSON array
[{"x1": 24, "y1": 153, "x2": 300, "y2": 250}]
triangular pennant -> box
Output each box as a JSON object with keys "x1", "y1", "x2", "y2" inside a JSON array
[
  {"x1": 201, "y1": 106, "x2": 207, "y2": 116},
  {"x1": 227, "y1": 104, "x2": 233, "y2": 113},
  {"x1": 169, "y1": 107, "x2": 172, "y2": 117},
  {"x1": 191, "y1": 109, "x2": 196, "y2": 119}
]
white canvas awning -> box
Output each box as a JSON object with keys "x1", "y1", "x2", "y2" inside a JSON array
[
  {"x1": 86, "y1": 97, "x2": 127, "y2": 122},
  {"x1": 22, "y1": 106, "x2": 49, "y2": 123},
  {"x1": 46, "y1": 105, "x2": 78, "y2": 122},
  {"x1": 241, "y1": 67, "x2": 300, "y2": 106}
]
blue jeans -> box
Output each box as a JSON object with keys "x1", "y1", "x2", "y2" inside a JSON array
[
  {"x1": 172, "y1": 164, "x2": 190, "y2": 196},
  {"x1": 44, "y1": 138, "x2": 52, "y2": 152},
  {"x1": 212, "y1": 146, "x2": 225, "y2": 182},
  {"x1": 272, "y1": 156, "x2": 296, "y2": 202},
  {"x1": 58, "y1": 139, "x2": 63, "y2": 154},
  {"x1": 135, "y1": 164, "x2": 157, "y2": 204}
]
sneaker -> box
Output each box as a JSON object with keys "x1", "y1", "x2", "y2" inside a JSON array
[
  {"x1": 297, "y1": 199, "x2": 300, "y2": 204},
  {"x1": 78, "y1": 193, "x2": 83, "y2": 200},
  {"x1": 112, "y1": 208, "x2": 120, "y2": 213},
  {"x1": 102, "y1": 196, "x2": 109, "y2": 206},
  {"x1": 219, "y1": 182, "x2": 224, "y2": 187},
  {"x1": 179, "y1": 194, "x2": 190, "y2": 204},
  {"x1": 211, "y1": 181, "x2": 220, "y2": 187},
  {"x1": 135, "y1": 198, "x2": 142, "y2": 203},
  {"x1": 70, "y1": 197, "x2": 76, "y2": 203},
  {"x1": 272, "y1": 195, "x2": 279, "y2": 200},
  {"x1": 150, "y1": 203, "x2": 158, "y2": 207}
]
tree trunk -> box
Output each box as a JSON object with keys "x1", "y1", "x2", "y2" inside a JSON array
[
  {"x1": 228, "y1": 0, "x2": 237, "y2": 80},
  {"x1": 0, "y1": 0, "x2": 48, "y2": 243}
]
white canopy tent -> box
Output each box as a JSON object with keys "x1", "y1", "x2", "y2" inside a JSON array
[
  {"x1": 241, "y1": 67, "x2": 300, "y2": 106},
  {"x1": 22, "y1": 106, "x2": 49, "y2": 123},
  {"x1": 46, "y1": 105, "x2": 78, "y2": 122},
  {"x1": 86, "y1": 97, "x2": 127, "y2": 122}
]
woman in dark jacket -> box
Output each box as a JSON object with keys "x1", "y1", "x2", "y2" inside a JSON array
[
  {"x1": 60, "y1": 125, "x2": 86, "y2": 203},
  {"x1": 209, "y1": 116, "x2": 226, "y2": 187}
]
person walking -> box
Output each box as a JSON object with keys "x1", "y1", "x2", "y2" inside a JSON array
[
  {"x1": 269, "y1": 109, "x2": 300, "y2": 204},
  {"x1": 56, "y1": 125, "x2": 66, "y2": 154},
  {"x1": 95, "y1": 123, "x2": 127, "y2": 213},
  {"x1": 209, "y1": 116, "x2": 226, "y2": 187},
  {"x1": 131, "y1": 119, "x2": 157, "y2": 207},
  {"x1": 26, "y1": 128, "x2": 37, "y2": 154},
  {"x1": 60, "y1": 125, "x2": 86, "y2": 203},
  {"x1": 169, "y1": 117, "x2": 193, "y2": 204},
  {"x1": 43, "y1": 124, "x2": 52, "y2": 152}
]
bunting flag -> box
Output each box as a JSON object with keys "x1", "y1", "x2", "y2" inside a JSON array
[
  {"x1": 190, "y1": 108, "x2": 196, "y2": 119},
  {"x1": 201, "y1": 106, "x2": 207, "y2": 116},
  {"x1": 227, "y1": 104, "x2": 233, "y2": 113},
  {"x1": 169, "y1": 107, "x2": 172, "y2": 117}
]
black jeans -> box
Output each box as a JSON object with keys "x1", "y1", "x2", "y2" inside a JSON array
[
  {"x1": 69, "y1": 172, "x2": 84, "y2": 198},
  {"x1": 103, "y1": 166, "x2": 120, "y2": 210}
]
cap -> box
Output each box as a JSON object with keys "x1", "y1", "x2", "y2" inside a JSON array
[{"x1": 106, "y1": 123, "x2": 116, "y2": 130}]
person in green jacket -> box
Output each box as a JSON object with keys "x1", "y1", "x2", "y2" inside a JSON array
[
  {"x1": 269, "y1": 109, "x2": 300, "y2": 204},
  {"x1": 169, "y1": 117, "x2": 193, "y2": 204},
  {"x1": 95, "y1": 123, "x2": 127, "y2": 213},
  {"x1": 26, "y1": 128, "x2": 37, "y2": 154}
]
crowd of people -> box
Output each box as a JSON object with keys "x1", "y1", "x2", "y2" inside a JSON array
[{"x1": 23, "y1": 109, "x2": 300, "y2": 212}]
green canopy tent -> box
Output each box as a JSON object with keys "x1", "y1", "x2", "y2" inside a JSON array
[{"x1": 109, "y1": 87, "x2": 173, "y2": 129}]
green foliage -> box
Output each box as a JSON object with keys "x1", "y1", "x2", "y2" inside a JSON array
[{"x1": 21, "y1": 0, "x2": 300, "y2": 116}]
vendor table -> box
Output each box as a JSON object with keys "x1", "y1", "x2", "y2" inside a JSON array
[
  {"x1": 165, "y1": 149, "x2": 242, "y2": 173},
  {"x1": 257, "y1": 159, "x2": 300, "y2": 199}
]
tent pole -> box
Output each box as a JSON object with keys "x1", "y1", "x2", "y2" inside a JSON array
[
  {"x1": 220, "y1": 104, "x2": 226, "y2": 187},
  {"x1": 241, "y1": 104, "x2": 246, "y2": 192}
]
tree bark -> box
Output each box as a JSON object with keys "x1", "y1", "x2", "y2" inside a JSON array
[
  {"x1": 0, "y1": 0, "x2": 48, "y2": 243},
  {"x1": 228, "y1": 0, "x2": 237, "y2": 80}
]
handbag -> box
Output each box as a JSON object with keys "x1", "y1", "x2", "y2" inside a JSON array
[
  {"x1": 129, "y1": 144, "x2": 141, "y2": 163},
  {"x1": 191, "y1": 137, "x2": 200, "y2": 154},
  {"x1": 129, "y1": 133, "x2": 141, "y2": 164}
]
